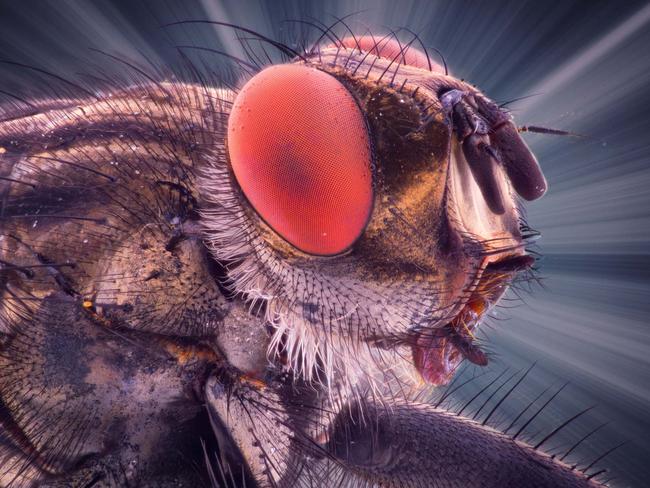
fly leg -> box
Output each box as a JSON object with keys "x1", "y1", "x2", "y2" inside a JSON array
[{"x1": 324, "y1": 398, "x2": 601, "y2": 488}]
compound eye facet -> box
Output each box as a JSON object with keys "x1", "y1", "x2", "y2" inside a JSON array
[{"x1": 227, "y1": 64, "x2": 373, "y2": 256}]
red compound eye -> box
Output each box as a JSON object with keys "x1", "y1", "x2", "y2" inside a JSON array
[
  {"x1": 336, "y1": 36, "x2": 445, "y2": 73},
  {"x1": 227, "y1": 64, "x2": 373, "y2": 256}
]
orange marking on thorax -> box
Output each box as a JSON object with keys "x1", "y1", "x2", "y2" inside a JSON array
[{"x1": 163, "y1": 342, "x2": 220, "y2": 366}]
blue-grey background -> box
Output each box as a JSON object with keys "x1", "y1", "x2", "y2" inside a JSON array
[{"x1": 0, "y1": 1, "x2": 648, "y2": 486}]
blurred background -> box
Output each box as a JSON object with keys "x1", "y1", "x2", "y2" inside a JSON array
[{"x1": 0, "y1": 1, "x2": 648, "y2": 486}]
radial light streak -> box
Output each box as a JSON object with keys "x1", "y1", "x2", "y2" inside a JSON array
[{"x1": 519, "y1": 3, "x2": 650, "y2": 119}]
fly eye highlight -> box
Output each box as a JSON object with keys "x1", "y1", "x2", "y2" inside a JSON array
[{"x1": 227, "y1": 64, "x2": 373, "y2": 256}]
